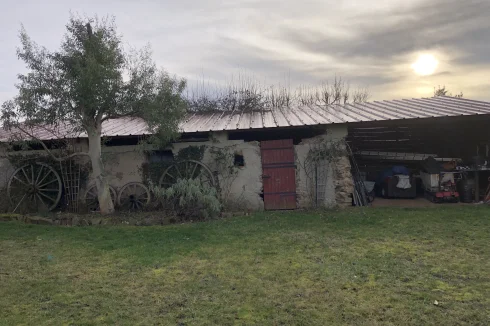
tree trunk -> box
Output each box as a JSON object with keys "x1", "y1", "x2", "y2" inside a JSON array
[{"x1": 88, "y1": 128, "x2": 115, "y2": 214}]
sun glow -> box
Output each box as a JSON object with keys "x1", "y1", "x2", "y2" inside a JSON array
[{"x1": 411, "y1": 54, "x2": 439, "y2": 76}]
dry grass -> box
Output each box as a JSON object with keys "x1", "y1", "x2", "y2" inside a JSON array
[{"x1": 1, "y1": 206, "x2": 489, "y2": 325}]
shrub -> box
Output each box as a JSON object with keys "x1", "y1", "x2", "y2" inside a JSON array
[{"x1": 151, "y1": 178, "x2": 221, "y2": 221}]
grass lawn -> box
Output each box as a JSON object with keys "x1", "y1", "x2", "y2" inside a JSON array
[{"x1": 1, "y1": 207, "x2": 489, "y2": 325}]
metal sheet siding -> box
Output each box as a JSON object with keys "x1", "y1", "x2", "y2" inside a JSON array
[
  {"x1": 3, "y1": 96, "x2": 490, "y2": 141},
  {"x1": 399, "y1": 99, "x2": 471, "y2": 116}
]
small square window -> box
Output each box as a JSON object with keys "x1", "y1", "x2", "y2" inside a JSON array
[{"x1": 234, "y1": 152, "x2": 245, "y2": 167}]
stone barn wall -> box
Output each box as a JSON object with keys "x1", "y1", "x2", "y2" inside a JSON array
[
  {"x1": 0, "y1": 125, "x2": 353, "y2": 211},
  {"x1": 295, "y1": 124, "x2": 354, "y2": 208},
  {"x1": 100, "y1": 145, "x2": 146, "y2": 189},
  {"x1": 172, "y1": 132, "x2": 264, "y2": 211},
  {"x1": 0, "y1": 158, "x2": 14, "y2": 190}
]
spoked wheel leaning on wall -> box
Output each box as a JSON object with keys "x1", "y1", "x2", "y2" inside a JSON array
[
  {"x1": 7, "y1": 162, "x2": 63, "y2": 212},
  {"x1": 117, "y1": 182, "x2": 151, "y2": 211},
  {"x1": 158, "y1": 160, "x2": 216, "y2": 189},
  {"x1": 83, "y1": 184, "x2": 117, "y2": 212}
]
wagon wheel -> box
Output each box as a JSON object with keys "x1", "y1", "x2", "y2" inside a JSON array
[
  {"x1": 83, "y1": 184, "x2": 117, "y2": 212},
  {"x1": 7, "y1": 162, "x2": 62, "y2": 212},
  {"x1": 117, "y1": 182, "x2": 151, "y2": 210},
  {"x1": 159, "y1": 160, "x2": 215, "y2": 189}
]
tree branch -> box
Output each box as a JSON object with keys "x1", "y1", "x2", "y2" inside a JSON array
[{"x1": 14, "y1": 125, "x2": 90, "y2": 162}]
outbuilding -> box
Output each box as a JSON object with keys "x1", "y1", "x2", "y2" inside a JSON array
[{"x1": 1, "y1": 95, "x2": 490, "y2": 211}]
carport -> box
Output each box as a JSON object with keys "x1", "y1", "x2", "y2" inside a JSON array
[{"x1": 345, "y1": 96, "x2": 490, "y2": 203}]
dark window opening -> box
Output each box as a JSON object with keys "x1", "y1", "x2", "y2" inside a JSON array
[
  {"x1": 178, "y1": 132, "x2": 210, "y2": 142},
  {"x1": 234, "y1": 152, "x2": 245, "y2": 167},
  {"x1": 104, "y1": 136, "x2": 141, "y2": 146},
  {"x1": 11, "y1": 139, "x2": 69, "y2": 151},
  {"x1": 148, "y1": 150, "x2": 174, "y2": 163},
  {"x1": 228, "y1": 126, "x2": 325, "y2": 144}
]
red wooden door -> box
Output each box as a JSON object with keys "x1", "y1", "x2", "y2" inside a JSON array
[{"x1": 261, "y1": 139, "x2": 297, "y2": 210}]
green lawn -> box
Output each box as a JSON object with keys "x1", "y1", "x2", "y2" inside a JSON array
[{"x1": 1, "y1": 207, "x2": 489, "y2": 325}]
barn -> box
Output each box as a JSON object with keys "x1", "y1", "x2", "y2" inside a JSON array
[{"x1": 1, "y1": 95, "x2": 490, "y2": 212}]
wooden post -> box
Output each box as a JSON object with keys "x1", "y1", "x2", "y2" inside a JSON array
[{"x1": 475, "y1": 171, "x2": 480, "y2": 202}]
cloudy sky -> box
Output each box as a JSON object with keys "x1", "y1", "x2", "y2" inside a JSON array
[{"x1": 1, "y1": 0, "x2": 489, "y2": 104}]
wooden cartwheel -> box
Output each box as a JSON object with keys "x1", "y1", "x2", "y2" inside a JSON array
[
  {"x1": 158, "y1": 160, "x2": 215, "y2": 189},
  {"x1": 117, "y1": 182, "x2": 151, "y2": 211},
  {"x1": 83, "y1": 184, "x2": 117, "y2": 212},
  {"x1": 7, "y1": 162, "x2": 63, "y2": 212}
]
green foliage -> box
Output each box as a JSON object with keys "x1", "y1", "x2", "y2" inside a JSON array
[
  {"x1": 151, "y1": 178, "x2": 221, "y2": 221},
  {"x1": 175, "y1": 145, "x2": 205, "y2": 161},
  {"x1": 305, "y1": 139, "x2": 348, "y2": 166},
  {"x1": 140, "y1": 146, "x2": 206, "y2": 185},
  {"x1": 1, "y1": 14, "x2": 187, "y2": 212},
  {"x1": 207, "y1": 145, "x2": 241, "y2": 208},
  {"x1": 208, "y1": 145, "x2": 238, "y2": 180},
  {"x1": 1, "y1": 14, "x2": 187, "y2": 214},
  {"x1": 140, "y1": 161, "x2": 174, "y2": 186},
  {"x1": 302, "y1": 139, "x2": 350, "y2": 206},
  {"x1": 2, "y1": 15, "x2": 186, "y2": 137}
]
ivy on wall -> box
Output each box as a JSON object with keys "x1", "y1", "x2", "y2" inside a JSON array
[
  {"x1": 139, "y1": 143, "x2": 245, "y2": 210},
  {"x1": 176, "y1": 146, "x2": 206, "y2": 161},
  {"x1": 140, "y1": 145, "x2": 207, "y2": 185},
  {"x1": 301, "y1": 139, "x2": 349, "y2": 207}
]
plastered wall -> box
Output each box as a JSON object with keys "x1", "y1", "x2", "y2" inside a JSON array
[
  {"x1": 1, "y1": 125, "x2": 353, "y2": 210},
  {"x1": 172, "y1": 132, "x2": 264, "y2": 211}
]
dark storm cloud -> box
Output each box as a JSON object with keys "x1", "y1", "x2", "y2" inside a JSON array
[
  {"x1": 1, "y1": 0, "x2": 489, "y2": 103},
  {"x1": 276, "y1": 0, "x2": 490, "y2": 61}
]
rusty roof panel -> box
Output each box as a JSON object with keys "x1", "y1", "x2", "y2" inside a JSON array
[
  {"x1": 432, "y1": 96, "x2": 490, "y2": 109},
  {"x1": 343, "y1": 104, "x2": 381, "y2": 122},
  {"x1": 333, "y1": 105, "x2": 364, "y2": 122},
  {"x1": 297, "y1": 106, "x2": 325, "y2": 125},
  {"x1": 237, "y1": 112, "x2": 252, "y2": 130},
  {"x1": 2, "y1": 96, "x2": 490, "y2": 142},
  {"x1": 219, "y1": 112, "x2": 238, "y2": 130},
  {"x1": 319, "y1": 105, "x2": 347, "y2": 123},
  {"x1": 400, "y1": 99, "x2": 471, "y2": 116},
  {"x1": 285, "y1": 107, "x2": 305, "y2": 126},
  {"x1": 262, "y1": 111, "x2": 277, "y2": 128},
  {"x1": 416, "y1": 97, "x2": 486, "y2": 114},
  {"x1": 392, "y1": 100, "x2": 441, "y2": 117},
  {"x1": 180, "y1": 114, "x2": 204, "y2": 133},
  {"x1": 365, "y1": 102, "x2": 409, "y2": 119},
  {"x1": 271, "y1": 108, "x2": 291, "y2": 127},
  {"x1": 195, "y1": 112, "x2": 222, "y2": 132},
  {"x1": 306, "y1": 105, "x2": 335, "y2": 123},
  {"x1": 377, "y1": 101, "x2": 433, "y2": 118}
]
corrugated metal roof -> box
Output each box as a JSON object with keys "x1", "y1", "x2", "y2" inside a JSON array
[{"x1": 1, "y1": 96, "x2": 490, "y2": 141}]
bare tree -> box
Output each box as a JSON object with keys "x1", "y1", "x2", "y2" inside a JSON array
[
  {"x1": 434, "y1": 85, "x2": 463, "y2": 98},
  {"x1": 186, "y1": 75, "x2": 369, "y2": 112}
]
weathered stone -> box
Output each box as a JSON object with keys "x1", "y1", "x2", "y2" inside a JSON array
[
  {"x1": 91, "y1": 218, "x2": 102, "y2": 225},
  {"x1": 0, "y1": 213, "x2": 23, "y2": 221},
  {"x1": 70, "y1": 215, "x2": 81, "y2": 226},
  {"x1": 25, "y1": 216, "x2": 54, "y2": 225},
  {"x1": 101, "y1": 218, "x2": 113, "y2": 225}
]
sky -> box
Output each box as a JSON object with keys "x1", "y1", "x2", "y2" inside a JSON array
[{"x1": 1, "y1": 0, "x2": 489, "y2": 104}]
